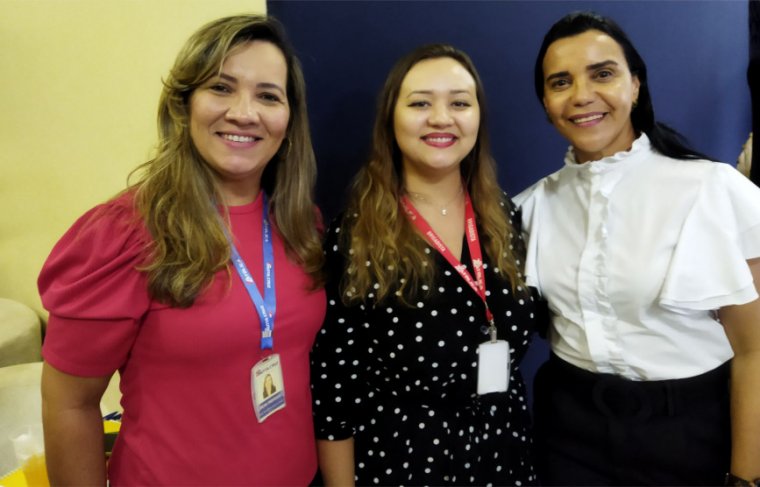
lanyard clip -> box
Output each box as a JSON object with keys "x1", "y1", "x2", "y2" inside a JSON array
[{"x1": 488, "y1": 320, "x2": 497, "y2": 343}]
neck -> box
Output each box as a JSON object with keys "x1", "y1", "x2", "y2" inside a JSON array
[
  {"x1": 403, "y1": 173, "x2": 464, "y2": 205},
  {"x1": 403, "y1": 173, "x2": 465, "y2": 218},
  {"x1": 220, "y1": 181, "x2": 262, "y2": 206}
]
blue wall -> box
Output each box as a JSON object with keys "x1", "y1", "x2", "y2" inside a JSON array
[{"x1": 269, "y1": 0, "x2": 751, "y2": 400}]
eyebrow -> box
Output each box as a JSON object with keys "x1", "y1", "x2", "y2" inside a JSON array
[
  {"x1": 405, "y1": 89, "x2": 473, "y2": 97},
  {"x1": 545, "y1": 60, "x2": 619, "y2": 83},
  {"x1": 218, "y1": 73, "x2": 286, "y2": 94}
]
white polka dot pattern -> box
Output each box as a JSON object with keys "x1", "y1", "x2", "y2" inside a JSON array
[{"x1": 311, "y1": 199, "x2": 537, "y2": 485}]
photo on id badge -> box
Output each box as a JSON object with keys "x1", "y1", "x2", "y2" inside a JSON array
[{"x1": 252, "y1": 354, "x2": 286, "y2": 422}]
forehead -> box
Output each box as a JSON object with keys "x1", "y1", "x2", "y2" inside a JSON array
[
  {"x1": 399, "y1": 57, "x2": 476, "y2": 93},
  {"x1": 543, "y1": 30, "x2": 628, "y2": 73},
  {"x1": 221, "y1": 40, "x2": 287, "y2": 76}
]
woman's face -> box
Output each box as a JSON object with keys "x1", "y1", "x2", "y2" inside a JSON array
[
  {"x1": 541, "y1": 30, "x2": 640, "y2": 164},
  {"x1": 189, "y1": 40, "x2": 290, "y2": 203},
  {"x1": 393, "y1": 57, "x2": 480, "y2": 181}
]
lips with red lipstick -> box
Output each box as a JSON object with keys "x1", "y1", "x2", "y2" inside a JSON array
[
  {"x1": 568, "y1": 112, "x2": 606, "y2": 127},
  {"x1": 421, "y1": 132, "x2": 458, "y2": 148}
]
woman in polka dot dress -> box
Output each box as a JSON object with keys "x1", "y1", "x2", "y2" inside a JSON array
[{"x1": 311, "y1": 44, "x2": 539, "y2": 486}]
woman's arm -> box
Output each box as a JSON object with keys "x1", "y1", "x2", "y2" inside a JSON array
[
  {"x1": 41, "y1": 361, "x2": 111, "y2": 486},
  {"x1": 719, "y1": 257, "x2": 760, "y2": 480},
  {"x1": 317, "y1": 438, "x2": 355, "y2": 487}
]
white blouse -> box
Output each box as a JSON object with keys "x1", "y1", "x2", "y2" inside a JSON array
[{"x1": 515, "y1": 134, "x2": 760, "y2": 380}]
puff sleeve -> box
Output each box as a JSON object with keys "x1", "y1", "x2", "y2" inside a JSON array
[
  {"x1": 513, "y1": 179, "x2": 546, "y2": 295},
  {"x1": 39, "y1": 194, "x2": 152, "y2": 377},
  {"x1": 660, "y1": 164, "x2": 760, "y2": 311}
]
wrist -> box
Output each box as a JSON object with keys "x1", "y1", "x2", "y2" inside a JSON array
[{"x1": 726, "y1": 473, "x2": 760, "y2": 487}]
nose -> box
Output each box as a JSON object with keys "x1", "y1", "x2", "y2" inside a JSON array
[
  {"x1": 427, "y1": 102, "x2": 453, "y2": 127},
  {"x1": 225, "y1": 94, "x2": 259, "y2": 124},
  {"x1": 570, "y1": 78, "x2": 595, "y2": 106}
]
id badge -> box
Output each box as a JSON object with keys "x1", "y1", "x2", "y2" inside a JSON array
[
  {"x1": 251, "y1": 353, "x2": 286, "y2": 422},
  {"x1": 477, "y1": 340, "x2": 510, "y2": 395}
]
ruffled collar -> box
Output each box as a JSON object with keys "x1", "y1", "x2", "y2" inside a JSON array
[{"x1": 563, "y1": 133, "x2": 650, "y2": 174}]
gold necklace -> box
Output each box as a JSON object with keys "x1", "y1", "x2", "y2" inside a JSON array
[{"x1": 406, "y1": 186, "x2": 463, "y2": 216}]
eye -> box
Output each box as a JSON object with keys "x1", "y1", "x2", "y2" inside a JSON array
[
  {"x1": 548, "y1": 78, "x2": 570, "y2": 90},
  {"x1": 594, "y1": 69, "x2": 615, "y2": 81},
  {"x1": 209, "y1": 83, "x2": 232, "y2": 94},
  {"x1": 259, "y1": 92, "x2": 284, "y2": 104},
  {"x1": 451, "y1": 100, "x2": 471, "y2": 109},
  {"x1": 408, "y1": 100, "x2": 430, "y2": 108}
]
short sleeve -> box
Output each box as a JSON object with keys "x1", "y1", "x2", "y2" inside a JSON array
[
  {"x1": 310, "y1": 216, "x2": 364, "y2": 440},
  {"x1": 39, "y1": 194, "x2": 152, "y2": 376},
  {"x1": 513, "y1": 180, "x2": 546, "y2": 294},
  {"x1": 660, "y1": 164, "x2": 760, "y2": 311}
]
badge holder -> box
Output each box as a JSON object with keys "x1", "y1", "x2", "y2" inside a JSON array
[
  {"x1": 251, "y1": 354, "x2": 286, "y2": 422},
  {"x1": 477, "y1": 323, "x2": 510, "y2": 395}
]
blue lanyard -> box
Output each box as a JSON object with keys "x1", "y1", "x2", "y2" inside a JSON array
[{"x1": 229, "y1": 194, "x2": 276, "y2": 350}]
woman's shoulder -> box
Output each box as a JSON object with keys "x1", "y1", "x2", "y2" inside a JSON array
[
  {"x1": 654, "y1": 155, "x2": 758, "y2": 192},
  {"x1": 43, "y1": 191, "x2": 145, "y2": 251},
  {"x1": 63, "y1": 191, "x2": 148, "y2": 255},
  {"x1": 39, "y1": 190, "x2": 152, "y2": 317},
  {"x1": 494, "y1": 189, "x2": 521, "y2": 222},
  {"x1": 511, "y1": 167, "x2": 565, "y2": 207}
]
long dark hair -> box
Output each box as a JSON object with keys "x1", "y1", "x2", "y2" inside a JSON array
[{"x1": 534, "y1": 11, "x2": 712, "y2": 161}]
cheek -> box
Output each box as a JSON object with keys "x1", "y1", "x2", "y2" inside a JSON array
[
  {"x1": 188, "y1": 100, "x2": 214, "y2": 142},
  {"x1": 268, "y1": 109, "x2": 290, "y2": 137},
  {"x1": 605, "y1": 81, "x2": 635, "y2": 108},
  {"x1": 188, "y1": 115, "x2": 203, "y2": 150},
  {"x1": 392, "y1": 113, "x2": 415, "y2": 146},
  {"x1": 393, "y1": 109, "x2": 409, "y2": 135},
  {"x1": 543, "y1": 97, "x2": 563, "y2": 120},
  {"x1": 463, "y1": 112, "x2": 480, "y2": 135}
]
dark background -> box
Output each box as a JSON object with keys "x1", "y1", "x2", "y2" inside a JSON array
[{"x1": 268, "y1": 0, "x2": 753, "y2": 401}]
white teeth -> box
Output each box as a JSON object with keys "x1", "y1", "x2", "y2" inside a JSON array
[
  {"x1": 222, "y1": 134, "x2": 257, "y2": 142},
  {"x1": 425, "y1": 136, "x2": 454, "y2": 143},
  {"x1": 572, "y1": 114, "x2": 604, "y2": 124}
]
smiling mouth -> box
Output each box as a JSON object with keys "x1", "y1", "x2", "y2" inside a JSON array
[
  {"x1": 220, "y1": 133, "x2": 260, "y2": 143},
  {"x1": 421, "y1": 135, "x2": 457, "y2": 146},
  {"x1": 570, "y1": 113, "x2": 605, "y2": 125}
]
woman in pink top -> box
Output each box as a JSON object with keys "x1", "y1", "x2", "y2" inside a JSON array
[{"x1": 39, "y1": 15, "x2": 325, "y2": 485}]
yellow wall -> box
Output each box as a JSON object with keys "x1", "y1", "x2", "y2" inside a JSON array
[{"x1": 0, "y1": 0, "x2": 266, "y2": 319}]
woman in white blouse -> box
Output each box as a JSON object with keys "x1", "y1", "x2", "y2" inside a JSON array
[{"x1": 516, "y1": 11, "x2": 760, "y2": 486}]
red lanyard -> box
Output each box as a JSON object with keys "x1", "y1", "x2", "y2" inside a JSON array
[{"x1": 400, "y1": 191, "x2": 495, "y2": 327}]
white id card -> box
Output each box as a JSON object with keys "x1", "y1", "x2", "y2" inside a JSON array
[
  {"x1": 251, "y1": 353, "x2": 286, "y2": 422},
  {"x1": 477, "y1": 340, "x2": 510, "y2": 395}
]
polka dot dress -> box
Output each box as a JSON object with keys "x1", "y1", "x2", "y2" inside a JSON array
[{"x1": 311, "y1": 201, "x2": 538, "y2": 486}]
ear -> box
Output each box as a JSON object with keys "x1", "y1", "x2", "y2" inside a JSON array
[{"x1": 632, "y1": 75, "x2": 641, "y2": 104}]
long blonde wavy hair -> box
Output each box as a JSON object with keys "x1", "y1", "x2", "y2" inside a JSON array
[
  {"x1": 341, "y1": 44, "x2": 524, "y2": 306},
  {"x1": 127, "y1": 15, "x2": 322, "y2": 307}
]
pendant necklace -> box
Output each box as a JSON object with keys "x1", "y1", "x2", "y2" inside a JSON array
[{"x1": 406, "y1": 186, "x2": 463, "y2": 216}]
